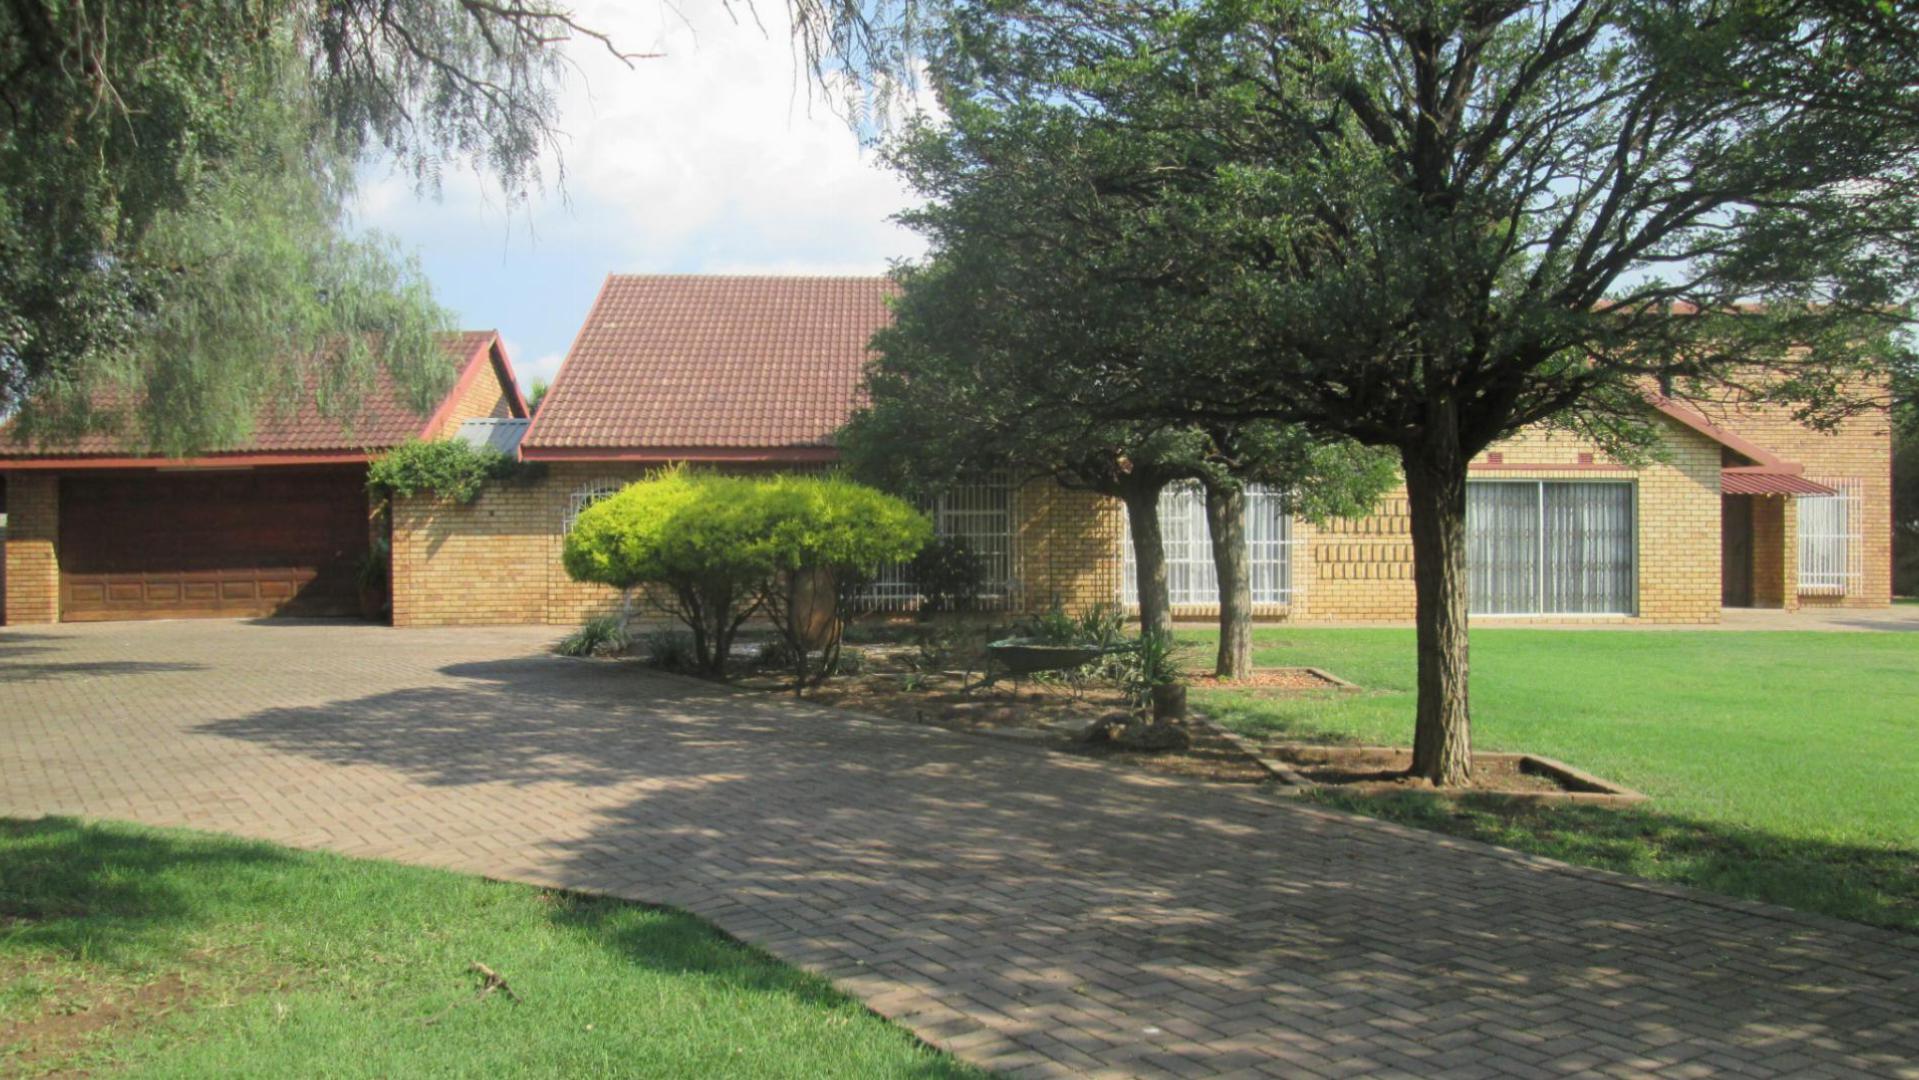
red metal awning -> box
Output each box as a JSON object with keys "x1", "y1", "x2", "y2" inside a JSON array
[{"x1": 1721, "y1": 469, "x2": 1836, "y2": 496}]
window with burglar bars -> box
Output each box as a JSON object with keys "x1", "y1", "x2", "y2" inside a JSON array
[
  {"x1": 563, "y1": 479, "x2": 626, "y2": 533},
  {"x1": 1466, "y1": 480, "x2": 1636, "y2": 616},
  {"x1": 1797, "y1": 481, "x2": 1861, "y2": 595},
  {"x1": 1120, "y1": 482, "x2": 1297, "y2": 606},
  {"x1": 861, "y1": 477, "x2": 1016, "y2": 611}
]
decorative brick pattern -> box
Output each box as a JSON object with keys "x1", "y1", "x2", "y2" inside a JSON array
[
  {"x1": 3, "y1": 620, "x2": 1917, "y2": 1079},
  {"x1": 2, "y1": 473, "x2": 58, "y2": 625}
]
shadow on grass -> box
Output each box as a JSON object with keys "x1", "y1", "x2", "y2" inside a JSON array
[
  {"x1": 545, "y1": 892, "x2": 855, "y2": 1008},
  {"x1": 0, "y1": 817, "x2": 294, "y2": 954},
  {"x1": 1305, "y1": 789, "x2": 1919, "y2": 933}
]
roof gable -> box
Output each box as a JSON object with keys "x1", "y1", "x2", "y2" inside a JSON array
[{"x1": 520, "y1": 275, "x2": 893, "y2": 461}]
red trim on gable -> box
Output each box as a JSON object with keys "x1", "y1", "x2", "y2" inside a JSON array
[
  {"x1": 0, "y1": 451, "x2": 371, "y2": 471},
  {"x1": 1644, "y1": 394, "x2": 1785, "y2": 467},
  {"x1": 518, "y1": 445, "x2": 841, "y2": 465},
  {"x1": 518, "y1": 273, "x2": 611, "y2": 453},
  {"x1": 417, "y1": 331, "x2": 526, "y2": 438}
]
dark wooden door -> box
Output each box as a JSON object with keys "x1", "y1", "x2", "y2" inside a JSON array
[
  {"x1": 59, "y1": 470, "x2": 369, "y2": 620},
  {"x1": 1721, "y1": 494, "x2": 1754, "y2": 608}
]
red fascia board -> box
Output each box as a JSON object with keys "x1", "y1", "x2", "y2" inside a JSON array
[
  {"x1": 1644, "y1": 394, "x2": 1785, "y2": 467},
  {"x1": 518, "y1": 445, "x2": 842, "y2": 465},
  {"x1": 418, "y1": 332, "x2": 521, "y2": 438},
  {"x1": 0, "y1": 451, "x2": 371, "y2": 471},
  {"x1": 491, "y1": 337, "x2": 531, "y2": 419}
]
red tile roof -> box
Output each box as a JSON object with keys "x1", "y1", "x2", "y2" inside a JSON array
[
  {"x1": 1721, "y1": 469, "x2": 1837, "y2": 497},
  {"x1": 0, "y1": 332, "x2": 512, "y2": 466},
  {"x1": 521, "y1": 275, "x2": 893, "y2": 461}
]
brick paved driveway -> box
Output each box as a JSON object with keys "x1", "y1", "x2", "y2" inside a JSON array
[{"x1": 2, "y1": 620, "x2": 1915, "y2": 1078}]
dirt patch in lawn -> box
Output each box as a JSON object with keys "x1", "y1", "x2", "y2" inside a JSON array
[
  {"x1": 1258, "y1": 742, "x2": 1647, "y2": 803},
  {"x1": 1, "y1": 967, "x2": 196, "y2": 1072},
  {"x1": 1189, "y1": 667, "x2": 1356, "y2": 692}
]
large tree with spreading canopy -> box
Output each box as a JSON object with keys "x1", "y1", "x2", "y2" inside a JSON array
[{"x1": 889, "y1": 0, "x2": 1917, "y2": 784}]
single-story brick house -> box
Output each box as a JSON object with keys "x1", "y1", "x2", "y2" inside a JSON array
[
  {"x1": 0, "y1": 332, "x2": 525, "y2": 623},
  {"x1": 387, "y1": 275, "x2": 1892, "y2": 628}
]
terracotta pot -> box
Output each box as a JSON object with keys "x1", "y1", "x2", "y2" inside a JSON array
[{"x1": 787, "y1": 566, "x2": 840, "y2": 651}]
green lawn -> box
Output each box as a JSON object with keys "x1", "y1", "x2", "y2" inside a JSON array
[
  {"x1": 0, "y1": 818, "x2": 977, "y2": 1078},
  {"x1": 1195, "y1": 627, "x2": 1919, "y2": 931}
]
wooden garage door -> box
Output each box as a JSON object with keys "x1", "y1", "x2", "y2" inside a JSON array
[{"x1": 59, "y1": 471, "x2": 370, "y2": 620}]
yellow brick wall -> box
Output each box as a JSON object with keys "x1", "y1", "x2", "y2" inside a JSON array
[
  {"x1": 2, "y1": 473, "x2": 58, "y2": 625},
  {"x1": 1003, "y1": 416, "x2": 1725, "y2": 625},
  {"x1": 1012, "y1": 479, "x2": 1124, "y2": 612},
  {"x1": 431, "y1": 355, "x2": 515, "y2": 439},
  {"x1": 391, "y1": 463, "x2": 647, "y2": 627},
  {"x1": 1689, "y1": 383, "x2": 1892, "y2": 608}
]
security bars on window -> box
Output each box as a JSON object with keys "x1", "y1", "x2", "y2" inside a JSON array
[
  {"x1": 1119, "y1": 482, "x2": 1299, "y2": 607},
  {"x1": 1797, "y1": 481, "x2": 1861, "y2": 596},
  {"x1": 564, "y1": 479, "x2": 627, "y2": 533},
  {"x1": 861, "y1": 477, "x2": 1016, "y2": 612}
]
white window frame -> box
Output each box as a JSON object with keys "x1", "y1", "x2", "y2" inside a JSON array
[
  {"x1": 1119, "y1": 482, "x2": 1298, "y2": 608},
  {"x1": 564, "y1": 478, "x2": 627, "y2": 533},
  {"x1": 862, "y1": 476, "x2": 1017, "y2": 611},
  {"x1": 1797, "y1": 481, "x2": 1861, "y2": 596},
  {"x1": 1466, "y1": 479, "x2": 1638, "y2": 618}
]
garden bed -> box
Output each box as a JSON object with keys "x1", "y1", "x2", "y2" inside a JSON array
[
  {"x1": 732, "y1": 642, "x2": 1272, "y2": 783},
  {"x1": 1251, "y1": 741, "x2": 1648, "y2": 804},
  {"x1": 1188, "y1": 667, "x2": 1356, "y2": 692}
]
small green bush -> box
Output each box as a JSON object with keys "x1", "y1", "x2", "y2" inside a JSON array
[
  {"x1": 756, "y1": 636, "x2": 799, "y2": 671},
  {"x1": 642, "y1": 630, "x2": 699, "y2": 673},
  {"x1": 556, "y1": 615, "x2": 630, "y2": 658},
  {"x1": 909, "y1": 535, "x2": 986, "y2": 614},
  {"x1": 563, "y1": 467, "x2": 930, "y2": 683},
  {"x1": 368, "y1": 439, "x2": 517, "y2": 504}
]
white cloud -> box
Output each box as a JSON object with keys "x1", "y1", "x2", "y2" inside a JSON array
[{"x1": 354, "y1": 0, "x2": 926, "y2": 274}]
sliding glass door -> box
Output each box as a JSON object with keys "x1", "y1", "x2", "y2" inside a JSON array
[{"x1": 1467, "y1": 481, "x2": 1635, "y2": 616}]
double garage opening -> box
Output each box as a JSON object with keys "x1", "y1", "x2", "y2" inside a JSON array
[{"x1": 53, "y1": 470, "x2": 372, "y2": 621}]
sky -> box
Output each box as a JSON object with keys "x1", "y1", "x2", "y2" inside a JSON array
[{"x1": 350, "y1": 0, "x2": 926, "y2": 390}]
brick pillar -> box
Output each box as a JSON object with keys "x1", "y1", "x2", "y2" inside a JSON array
[
  {"x1": 1780, "y1": 496, "x2": 1800, "y2": 613},
  {"x1": 3, "y1": 473, "x2": 60, "y2": 624}
]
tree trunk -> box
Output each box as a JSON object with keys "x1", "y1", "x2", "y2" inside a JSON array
[
  {"x1": 1121, "y1": 485, "x2": 1173, "y2": 638},
  {"x1": 1402, "y1": 438, "x2": 1473, "y2": 787},
  {"x1": 1204, "y1": 481, "x2": 1252, "y2": 679}
]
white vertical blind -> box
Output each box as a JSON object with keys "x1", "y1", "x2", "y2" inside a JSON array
[
  {"x1": 1468, "y1": 481, "x2": 1635, "y2": 616},
  {"x1": 1797, "y1": 482, "x2": 1860, "y2": 595},
  {"x1": 1121, "y1": 482, "x2": 1296, "y2": 606},
  {"x1": 1467, "y1": 483, "x2": 1541, "y2": 615}
]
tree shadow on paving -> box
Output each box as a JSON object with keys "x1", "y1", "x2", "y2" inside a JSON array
[
  {"x1": 0, "y1": 817, "x2": 296, "y2": 961},
  {"x1": 0, "y1": 660, "x2": 205, "y2": 684},
  {"x1": 1307, "y1": 789, "x2": 1919, "y2": 934},
  {"x1": 193, "y1": 658, "x2": 1919, "y2": 1075}
]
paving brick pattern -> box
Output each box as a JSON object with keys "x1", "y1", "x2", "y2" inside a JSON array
[{"x1": 2, "y1": 621, "x2": 1915, "y2": 1078}]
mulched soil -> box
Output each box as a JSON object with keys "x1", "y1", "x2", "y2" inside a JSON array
[
  {"x1": 1261, "y1": 743, "x2": 1569, "y2": 795},
  {"x1": 733, "y1": 645, "x2": 1273, "y2": 783},
  {"x1": 1188, "y1": 668, "x2": 1349, "y2": 692}
]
